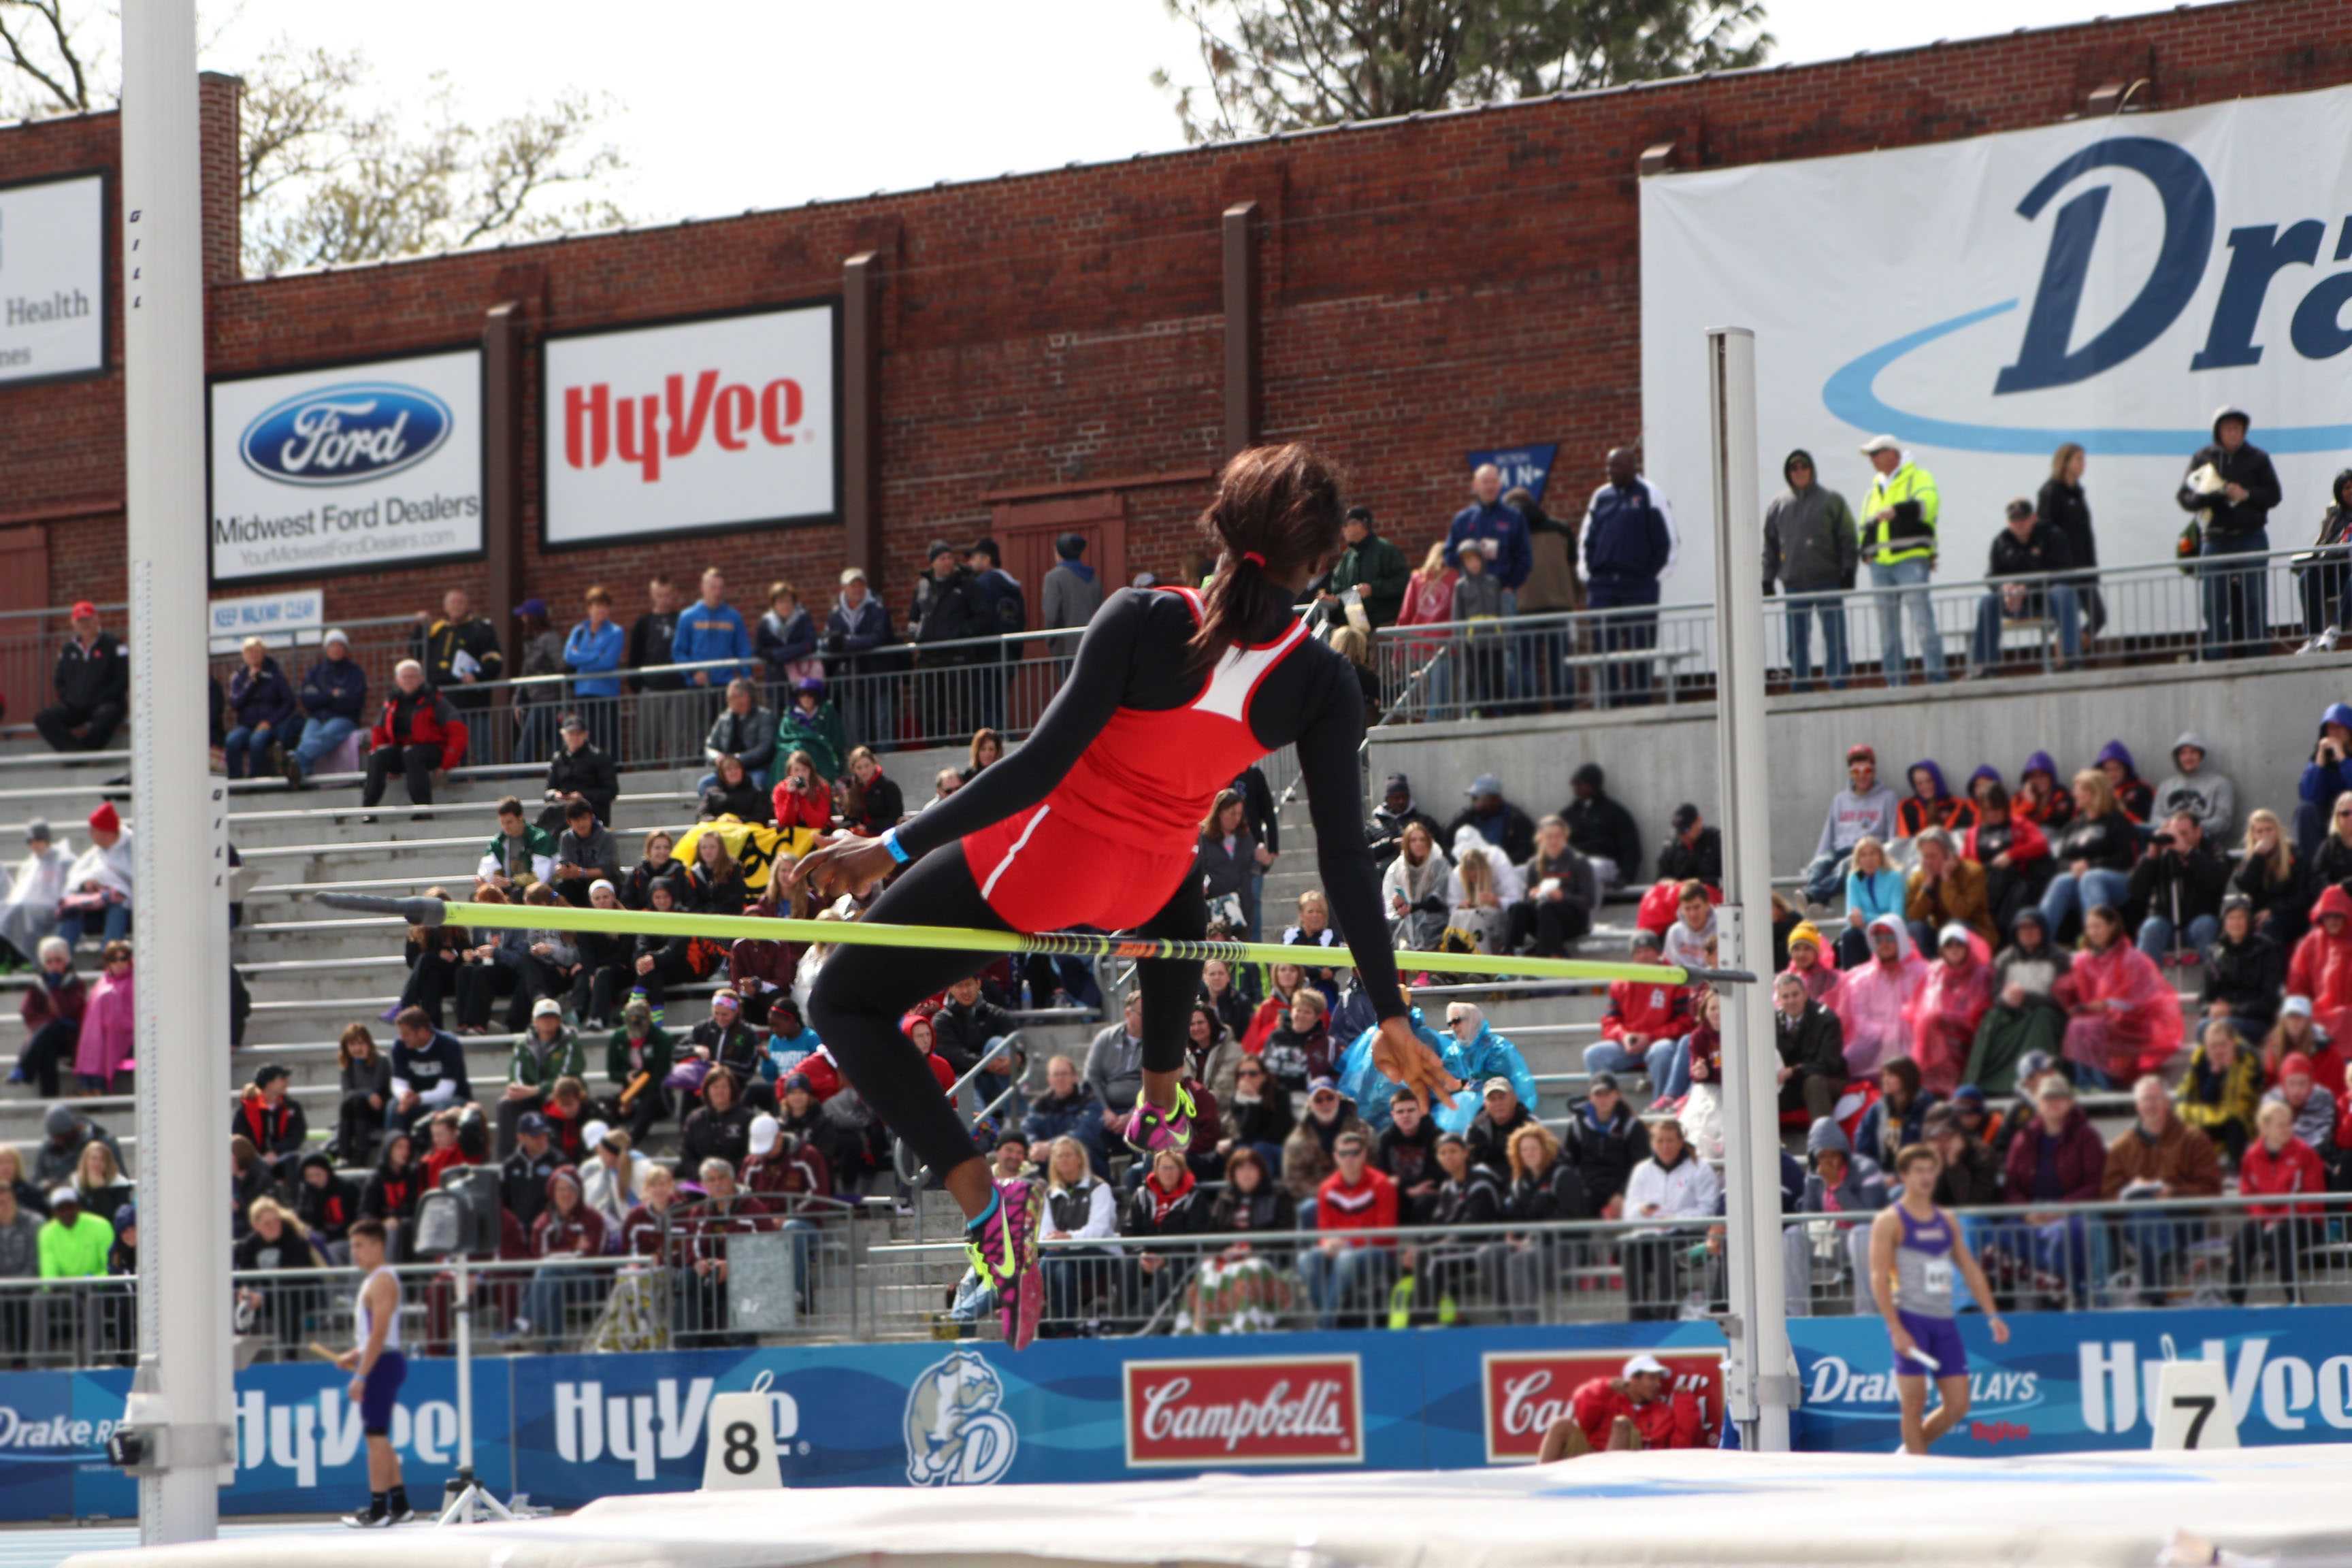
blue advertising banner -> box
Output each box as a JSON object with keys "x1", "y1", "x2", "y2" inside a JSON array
[
  {"x1": 2, "y1": 1309, "x2": 2347, "y2": 1519},
  {"x1": 1789, "y1": 1306, "x2": 2352, "y2": 1455},
  {"x1": 510, "y1": 1322, "x2": 1731, "y2": 1505},
  {"x1": 0, "y1": 1358, "x2": 512, "y2": 1522},
  {"x1": 1466, "y1": 444, "x2": 1559, "y2": 506}
]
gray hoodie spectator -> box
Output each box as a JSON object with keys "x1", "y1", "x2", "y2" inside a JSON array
[
  {"x1": 0, "y1": 1189, "x2": 37, "y2": 1277},
  {"x1": 1799, "y1": 1117, "x2": 1888, "y2": 1213},
  {"x1": 1083, "y1": 997, "x2": 1146, "y2": 1116},
  {"x1": 2153, "y1": 732, "x2": 2235, "y2": 838},
  {"x1": 1762, "y1": 451, "x2": 1860, "y2": 593},
  {"x1": 1041, "y1": 535, "x2": 1103, "y2": 630}
]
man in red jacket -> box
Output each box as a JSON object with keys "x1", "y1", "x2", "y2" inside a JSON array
[
  {"x1": 1540, "y1": 1353, "x2": 1708, "y2": 1459},
  {"x1": 1305, "y1": 1132, "x2": 1397, "y2": 1330},
  {"x1": 1999, "y1": 1075, "x2": 2106, "y2": 1307},
  {"x1": 1582, "y1": 931, "x2": 1690, "y2": 1090},
  {"x1": 362, "y1": 659, "x2": 470, "y2": 817}
]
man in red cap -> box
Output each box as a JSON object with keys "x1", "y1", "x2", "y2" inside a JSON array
[
  {"x1": 33, "y1": 603, "x2": 128, "y2": 754},
  {"x1": 1799, "y1": 743, "x2": 1898, "y2": 910}
]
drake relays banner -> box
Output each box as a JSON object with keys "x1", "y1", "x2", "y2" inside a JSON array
[{"x1": 1641, "y1": 83, "x2": 2352, "y2": 621}]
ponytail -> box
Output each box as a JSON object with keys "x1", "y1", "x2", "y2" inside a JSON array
[{"x1": 1186, "y1": 443, "x2": 1343, "y2": 671}]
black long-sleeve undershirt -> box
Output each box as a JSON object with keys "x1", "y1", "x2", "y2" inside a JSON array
[{"x1": 894, "y1": 589, "x2": 1404, "y2": 1022}]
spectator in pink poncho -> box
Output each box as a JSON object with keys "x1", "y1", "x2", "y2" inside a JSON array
[
  {"x1": 2057, "y1": 904, "x2": 2185, "y2": 1089},
  {"x1": 1912, "y1": 923, "x2": 1993, "y2": 1096},
  {"x1": 1780, "y1": 920, "x2": 1838, "y2": 1004},
  {"x1": 74, "y1": 941, "x2": 135, "y2": 1094},
  {"x1": 1830, "y1": 915, "x2": 1927, "y2": 1077}
]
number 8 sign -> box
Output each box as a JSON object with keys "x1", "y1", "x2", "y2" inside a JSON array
[{"x1": 701, "y1": 1370, "x2": 799, "y2": 1490}]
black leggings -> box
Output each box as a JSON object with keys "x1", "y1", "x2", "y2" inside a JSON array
[{"x1": 808, "y1": 844, "x2": 1205, "y2": 1177}]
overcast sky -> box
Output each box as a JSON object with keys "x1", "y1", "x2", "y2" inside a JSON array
[{"x1": 197, "y1": 0, "x2": 2126, "y2": 228}]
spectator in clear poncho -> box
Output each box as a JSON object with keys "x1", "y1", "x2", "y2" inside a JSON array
[
  {"x1": 1829, "y1": 916, "x2": 1927, "y2": 1079},
  {"x1": 0, "y1": 821, "x2": 73, "y2": 970}
]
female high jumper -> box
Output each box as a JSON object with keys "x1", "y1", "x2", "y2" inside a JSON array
[{"x1": 794, "y1": 442, "x2": 1453, "y2": 1346}]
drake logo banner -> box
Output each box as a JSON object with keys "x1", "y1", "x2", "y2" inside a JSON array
[{"x1": 1640, "y1": 84, "x2": 2352, "y2": 628}]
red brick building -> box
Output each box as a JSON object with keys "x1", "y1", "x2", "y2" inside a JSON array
[{"x1": 1, "y1": 0, "x2": 2347, "y2": 631}]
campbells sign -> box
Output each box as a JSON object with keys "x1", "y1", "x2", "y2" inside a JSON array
[
  {"x1": 1480, "y1": 1348, "x2": 1725, "y2": 1463},
  {"x1": 207, "y1": 347, "x2": 486, "y2": 585},
  {"x1": 540, "y1": 301, "x2": 838, "y2": 547},
  {"x1": 1122, "y1": 1355, "x2": 1363, "y2": 1467}
]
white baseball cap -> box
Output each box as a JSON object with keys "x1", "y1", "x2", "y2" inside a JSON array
[
  {"x1": 1622, "y1": 1353, "x2": 1670, "y2": 1379},
  {"x1": 532, "y1": 997, "x2": 563, "y2": 1019},
  {"x1": 747, "y1": 1113, "x2": 781, "y2": 1158},
  {"x1": 1857, "y1": 434, "x2": 1899, "y2": 455}
]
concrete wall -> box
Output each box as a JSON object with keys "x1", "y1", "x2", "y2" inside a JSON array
[{"x1": 1367, "y1": 655, "x2": 2337, "y2": 875}]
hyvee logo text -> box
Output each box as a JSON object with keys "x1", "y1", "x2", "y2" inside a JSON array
[
  {"x1": 238, "y1": 383, "x2": 453, "y2": 487},
  {"x1": 561, "y1": 370, "x2": 807, "y2": 483},
  {"x1": 551, "y1": 1377, "x2": 715, "y2": 1482},
  {"x1": 235, "y1": 1387, "x2": 459, "y2": 1488}
]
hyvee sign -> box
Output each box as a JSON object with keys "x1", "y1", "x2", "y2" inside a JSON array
[
  {"x1": 1642, "y1": 83, "x2": 2352, "y2": 622},
  {"x1": 0, "y1": 172, "x2": 104, "y2": 385},
  {"x1": 208, "y1": 348, "x2": 485, "y2": 583},
  {"x1": 541, "y1": 303, "x2": 837, "y2": 547}
]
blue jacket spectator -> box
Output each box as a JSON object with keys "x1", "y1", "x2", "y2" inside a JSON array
[
  {"x1": 826, "y1": 573, "x2": 895, "y2": 664},
  {"x1": 229, "y1": 651, "x2": 297, "y2": 731},
  {"x1": 2299, "y1": 702, "x2": 2352, "y2": 826},
  {"x1": 562, "y1": 604, "x2": 627, "y2": 700},
  {"x1": 285, "y1": 633, "x2": 370, "y2": 783},
  {"x1": 756, "y1": 587, "x2": 820, "y2": 671},
  {"x1": 222, "y1": 644, "x2": 297, "y2": 780},
  {"x1": 1580, "y1": 474, "x2": 1678, "y2": 593},
  {"x1": 1434, "y1": 1003, "x2": 1539, "y2": 1132},
  {"x1": 1337, "y1": 1007, "x2": 1463, "y2": 1135},
  {"x1": 1021, "y1": 1057, "x2": 1111, "y2": 1175},
  {"x1": 671, "y1": 572, "x2": 753, "y2": 686},
  {"x1": 297, "y1": 644, "x2": 368, "y2": 724},
  {"x1": 1444, "y1": 494, "x2": 1532, "y2": 592}
]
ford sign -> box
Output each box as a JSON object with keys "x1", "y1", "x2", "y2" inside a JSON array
[{"x1": 238, "y1": 381, "x2": 453, "y2": 487}]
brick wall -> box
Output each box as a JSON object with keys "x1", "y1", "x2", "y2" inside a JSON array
[{"x1": 2, "y1": 0, "x2": 2347, "y2": 623}]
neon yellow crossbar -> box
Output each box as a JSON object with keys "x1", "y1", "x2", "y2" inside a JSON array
[{"x1": 315, "y1": 892, "x2": 1737, "y2": 987}]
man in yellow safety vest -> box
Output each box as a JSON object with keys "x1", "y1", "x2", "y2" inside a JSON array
[{"x1": 1857, "y1": 434, "x2": 1946, "y2": 687}]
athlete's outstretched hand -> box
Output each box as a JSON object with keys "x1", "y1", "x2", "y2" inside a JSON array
[
  {"x1": 1373, "y1": 1016, "x2": 1458, "y2": 1111},
  {"x1": 788, "y1": 833, "x2": 898, "y2": 902}
]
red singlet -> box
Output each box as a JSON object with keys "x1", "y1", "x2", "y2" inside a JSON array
[{"x1": 960, "y1": 587, "x2": 1309, "y2": 933}]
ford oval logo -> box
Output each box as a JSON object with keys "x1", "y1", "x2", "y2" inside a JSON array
[{"x1": 238, "y1": 381, "x2": 453, "y2": 487}]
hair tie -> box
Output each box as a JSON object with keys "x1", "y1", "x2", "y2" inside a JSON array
[{"x1": 1241, "y1": 551, "x2": 1267, "y2": 568}]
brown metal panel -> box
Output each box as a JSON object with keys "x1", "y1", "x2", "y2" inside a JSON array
[
  {"x1": 1222, "y1": 202, "x2": 1260, "y2": 457},
  {"x1": 842, "y1": 251, "x2": 883, "y2": 586},
  {"x1": 482, "y1": 301, "x2": 525, "y2": 629}
]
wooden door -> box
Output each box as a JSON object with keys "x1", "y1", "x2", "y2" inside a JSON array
[
  {"x1": 992, "y1": 495, "x2": 1127, "y2": 730},
  {"x1": 0, "y1": 528, "x2": 53, "y2": 728}
]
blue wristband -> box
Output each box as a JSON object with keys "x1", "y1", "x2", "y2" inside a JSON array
[{"x1": 880, "y1": 827, "x2": 911, "y2": 865}]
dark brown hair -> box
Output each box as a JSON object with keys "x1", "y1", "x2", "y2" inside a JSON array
[{"x1": 1187, "y1": 443, "x2": 1343, "y2": 670}]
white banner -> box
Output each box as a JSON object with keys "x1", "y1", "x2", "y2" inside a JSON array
[
  {"x1": 0, "y1": 173, "x2": 104, "y2": 385},
  {"x1": 208, "y1": 348, "x2": 485, "y2": 584},
  {"x1": 1641, "y1": 84, "x2": 2352, "y2": 612},
  {"x1": 207, "y1": 589, "x2": 323, "y2": 654},
  {"x1": 540, "y1": 304, "x2": 838, "y2": 547}
]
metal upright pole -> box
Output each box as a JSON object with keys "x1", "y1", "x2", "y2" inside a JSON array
[
  {"x1": 122, "y1": 0, "x2": 232, "y2": 1542},
  {"x1": 1705, "y1": 327, "x2": 1794, "y2": 1452}
]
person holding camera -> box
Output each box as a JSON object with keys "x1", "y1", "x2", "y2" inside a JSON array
[
  {"x1": 770, "y1": 749, "x2": 834, "y2": 834},
  {"x1": 2129, "y1": 809, "x2": 2231, "y2": 963}
]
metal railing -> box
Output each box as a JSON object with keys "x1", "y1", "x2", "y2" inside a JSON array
[
  {"x1": 2, "y1": 1190, "x2": 2343, "y2": 1367},
  {"x1": 1373, "y1": 544, "x2": 2336, "y2": 718},
  {"x1": 865, "y1": 1191, "x2": 2352, "y2": 1339}
]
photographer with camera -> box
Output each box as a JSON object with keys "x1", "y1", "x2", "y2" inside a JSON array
[{"x1": 2129, "y1": 809, "x2": 2231, "y2": 963}]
